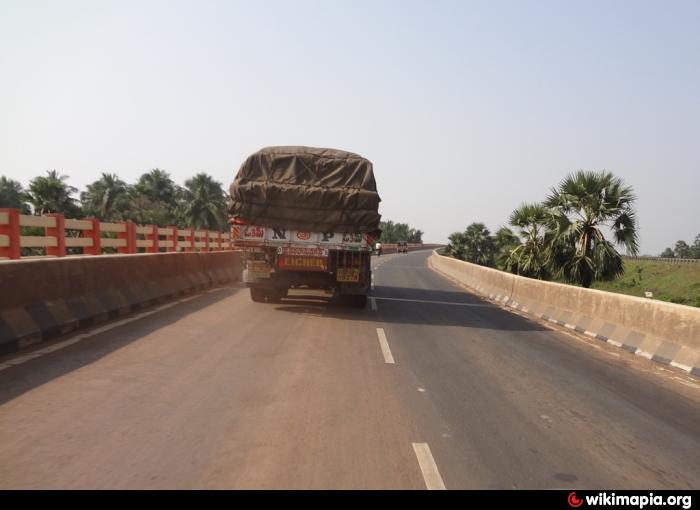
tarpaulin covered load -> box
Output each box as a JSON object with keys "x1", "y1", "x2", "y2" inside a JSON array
[{"x1": 228, "y1": 146, "x2": 381, "y2": 233}]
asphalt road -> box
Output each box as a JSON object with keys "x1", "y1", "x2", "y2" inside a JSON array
[{"x1": 0, "y1": 250, "x2": 698, "y2": 489}]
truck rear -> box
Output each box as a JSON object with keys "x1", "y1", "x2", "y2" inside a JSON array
[{"x1": 228, "y1": 147, "x2": 381, "y2": 307}]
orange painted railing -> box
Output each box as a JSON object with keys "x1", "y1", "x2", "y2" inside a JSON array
[{"x1": 0, "y1": 208, "x2": 234, "y2": 260}]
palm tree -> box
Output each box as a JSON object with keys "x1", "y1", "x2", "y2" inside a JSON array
[
  {"x1": 379, "y1": 221, "x2": 395, "y2": 242},
  {"x1": 493, "y1": 226, "x2": 520, "y2": 270},
  {"x1": 130, "y1": 168, "x2": 182, "y2": 225},
  {"x1": 462, "y1": 222, "x2": 496, "y2": 266},
  {"x1": 447, "y1": 231, "x2": 468, "y2": 260},
  {"x1": 133, "y1": 169, "x2": 179, "y2": 208},
  {"x1": 674, "y1": 240, "x2": 692, "y2": 259},
  {"x1": 26, "y1": 170, "x2": 79, "y2": 216},
  {"x1": 81, "y1": 173, "x2": 129, "y2": 220},
  {"x1": 506, "y1": 203, "x2": 551, "y2": 279},
  {"x1": 178, "y1": 173, "x2": 227, "y2": 230},
  {"x1": 0, "y1": 176, "x2": 30, "y2": 213},
  {"x1": 544, "y1": 170, "x2": 638, "y2": 288},
  {"x1": 124, "y1": 195, "x2": 173, "y2": 226},
  {"x1": 408, "y1": 228, "x2": 424, "y2": 243}
]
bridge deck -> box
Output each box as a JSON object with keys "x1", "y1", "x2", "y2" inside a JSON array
[{"x1": 0, "y1": 251, "x2": 698, "y2": 489}]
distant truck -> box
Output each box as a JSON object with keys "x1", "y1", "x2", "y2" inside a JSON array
[{"x1": 228, "y1": 147, "x2": 381, "y2": 307}]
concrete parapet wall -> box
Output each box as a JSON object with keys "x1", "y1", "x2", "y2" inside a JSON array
[
  {"x1": 429, "y1": 251, "x2": 700, "y2": 377},
  {"x1": 0, "y1": 251, "x2": 243, "y2": 355}
]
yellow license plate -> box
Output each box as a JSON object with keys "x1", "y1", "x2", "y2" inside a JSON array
[
  {"x1": 336, "y1": 268, "x2": 360, "y2": 282},
  {"x1": 247, "y1": 261, "x2": 271, "y2": 279}
]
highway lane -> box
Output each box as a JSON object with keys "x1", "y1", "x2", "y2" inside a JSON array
[
  {"x1": 371, "y1": 252, "x2": 700, "y2": 489},
  {"x1": 0, "y1": 250, "x2": 698, "y2": 489}
]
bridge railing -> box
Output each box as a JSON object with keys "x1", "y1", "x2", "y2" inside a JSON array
[
  {"x1": 0, "y1": 208, "x2": 234, "y2": 260},
  {"x1": 622, "y1": 255, "x2": 700, "y2": 265}
]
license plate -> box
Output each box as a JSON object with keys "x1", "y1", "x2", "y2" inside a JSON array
[
  {"x1": 278, "y1": 256, "x2": 328, "y2": 271},
  {"x1": 336, "y1": 268, "x2": 360, "y2": 282},
  {"x1": 247, "y1": 261, "x2": 271, "y2": 279}
]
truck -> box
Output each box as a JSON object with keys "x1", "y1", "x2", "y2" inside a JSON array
[{"x1": 228, "y1": 147, "x2": 381, "y2": 307}]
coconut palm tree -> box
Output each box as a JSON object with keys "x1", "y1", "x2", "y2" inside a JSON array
[
  {"x1": 544, "y1": 170, "x2": 638, "y2": 288},
  {"x1": 178, "y1": 173, "x2": 227, "y2": 230},
  {"x1": 506, "y1": 203, "x2": 551, "y2": 279},
  {"x1": 81, "y1": 173, "x2": 129, "y2": 220},
  {"x1": 26, "y1": 170, "x2": 80, "y2": 216},
  {"x1": 0, "y1": 176, "x2": 30, "y2": 213},
  {"x1": 130, "y1": 168, "x2": 182, "y2": 225},
  {"x1": 133, "y1": 169, "x2": 179, "y2": 208}
]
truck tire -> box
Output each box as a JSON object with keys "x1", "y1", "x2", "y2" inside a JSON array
[
  {"x1": 352, "y1": 295, "x2": 368, "y2": 308},
  {"x1": 268, "y1": 288, "x2": 288, "y2": 303},
  {"x1": 250, "y1": 287, "x2": 267, "y2": 302}
]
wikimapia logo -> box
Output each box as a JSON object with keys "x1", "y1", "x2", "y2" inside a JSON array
[
  {"x1": 567, "y1": 492, "x2": 692, "y2": 509},
  {"x1": 569, "y1": 492, "x2": 584, "y2": 508}
]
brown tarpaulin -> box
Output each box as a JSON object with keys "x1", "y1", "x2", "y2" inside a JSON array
[{"x1": 228, "y1": 146, "x2": 381, "y2": 233}]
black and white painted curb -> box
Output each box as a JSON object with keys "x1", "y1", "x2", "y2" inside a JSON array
[{"x1": 429, "y1": 258, "x2": 700, "y2": 378}]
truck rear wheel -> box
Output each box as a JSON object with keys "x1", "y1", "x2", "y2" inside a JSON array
[
  {"x1": 268, "y1": 288, "x2": 288, "y2": 303},
  {"x1": 250, "y1": 287, "x2": 287, "y2": 303},
  {"x1": 250, "y1": 287, "x2": 267, "y2": 302},
  {"x1": 353, "y1": 295, "x2": 367, "y2": 308}
]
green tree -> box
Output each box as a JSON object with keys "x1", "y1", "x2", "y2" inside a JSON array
[
  {"x1": 178, "y1": 173, "x2": 227, "y2": 230},
  {"x1": 81, "y1": 173, "x2": 129, "y2": 220},
  {"x1": 659, "y1": 247, "x2": 675, "y2": 258},
  {"x1": 378, "y1": 220, "x2": 423, "y2": 243},
  {"x1": 0, "y1": 176, "x2": 30, "y2": 213},
  {"x1": 544, "y1": 170, "x2": 639, "y2": 288},
  {"x1": 407, "y1": 228, "x2": 424, "y2": 243},
  {"x1": 691, "y1": 235, "x2": 700, "y2": 259},
  {"x1": 124, "y1": 195, "x2": 173, "y2": 226},
  {"x1": 462, "y1": 222, "x2": 496, "y2": 266},
  {"x1": 129, "y1": 169, "x2": 181, "y2": 225},
  {"x1": 493, "y1": 226, "x2": 520, "y2": 271},
  {"x1": 505, "y1": 204, "x2": 551, "y2": 279},
  {"x1": 26, "y1": 170, "x2": 80, "y2": 216},
  {"x1": 674, "y1": 240, "x2": 693, "y2": 259},
  {"x1": 133, "y1": 168, "x2": 179, "y2": 206},
  {"x1": 446, "y1": 231, "x2": 468, "y2": 260}
]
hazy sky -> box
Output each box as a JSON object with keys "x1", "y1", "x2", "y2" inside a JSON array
[{"x1": 1, "y1": 0, "x2": 698, "y2": 253}]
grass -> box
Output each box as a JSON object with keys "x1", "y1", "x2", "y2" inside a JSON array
[{"x1": 592, "y1": 260, "x2": 700, "y2": 308}]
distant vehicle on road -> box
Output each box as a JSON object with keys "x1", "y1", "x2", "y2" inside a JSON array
[{"x1": 398, "y1": 241, "x2": 408, "y2": 253}]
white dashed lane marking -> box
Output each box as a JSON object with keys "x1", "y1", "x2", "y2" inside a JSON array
[
  {"x1": 376, "y1": 328, "x2": 395, "y2": 364},
  {"x1": 412, "y1": 443, "x2": 446, "y2": 490}
]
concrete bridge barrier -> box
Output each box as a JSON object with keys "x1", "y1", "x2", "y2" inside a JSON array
[
  {"x1": 0, "y1": 251, "x2": 243, "y2": 355},
  {"x1": 429, "y1": 250, "x2": 700, "y2": 377}
]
